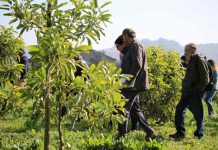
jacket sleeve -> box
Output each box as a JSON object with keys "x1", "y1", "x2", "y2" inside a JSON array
[
  {"x1": 126, "y1": 43, "x2": 143, "y2": 85},
  {"x1": 195, "y1": 58, "x2": 209, "y2": 91},
  {"x1": 213, "y1": 70, "x2": 218, "y2": 89}
]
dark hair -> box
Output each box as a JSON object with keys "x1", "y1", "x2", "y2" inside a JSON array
[
  {"x1": 186, "y1": 43, "x2": 197, "y2": 51},
  {"x1": 180, "y1": 55, "x2": 187, "y2": 61},
  {"x1": 122, "y1": 28, "x2": 136, "y2": 38},
  {"x1": 115, "y1": 35, "x2": 124, "y2": 45},
  {"x1": 208, "y1": 59, "x2": 216, "y2": 70}
]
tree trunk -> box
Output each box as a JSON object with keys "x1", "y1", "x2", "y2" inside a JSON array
[
  {"x1": 44, "y1": 92, "x2": 51, "y2": 150},
  {"x1": 44, "y1": 2, "x2": 52, "y2": 150},
  {"x1": 58, "y1": 101, "x2": 64, "y2": 150}
]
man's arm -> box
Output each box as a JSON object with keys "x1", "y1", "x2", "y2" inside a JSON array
[
  {"x1": 213, "y1": 70, "x2": 217, "y2": 89},
  {"x1": 125, "y1": 43, "x2": 143, "y2": 85}
]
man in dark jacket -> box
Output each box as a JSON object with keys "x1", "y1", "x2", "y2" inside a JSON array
[
  {"x1": 170, "y1": 43, "x2": 209, "y2": 139},
  {"x1": 115, "y1": 35, "x2": 138, "y2": 131},
  {"x1": 118, "y1": 28, "x2": 156, "y2": 139}
]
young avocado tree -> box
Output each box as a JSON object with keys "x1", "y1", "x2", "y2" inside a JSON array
[
  {"x1": 0, "y1": 25, "x2": 25, "y2": 116},
  {"x1": 0, "y1": 0, "x2": 126, "y2": 150},
  {"x1": 141, "y1": 47, "x2": 184, "y2": 122}
]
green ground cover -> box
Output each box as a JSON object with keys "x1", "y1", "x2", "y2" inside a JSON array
[{"x1": 0, "y1": 102, "x2": 217, "y2": 150}]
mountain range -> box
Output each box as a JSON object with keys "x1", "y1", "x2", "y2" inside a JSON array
[
  {"x1": 101, "y1": 38, "x2": 218, "y2": 63},
  {"x1": 24, "y1": 38, "x2": 218, "y2": 65}
]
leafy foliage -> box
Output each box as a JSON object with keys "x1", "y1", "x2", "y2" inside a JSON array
[
  {"x1": 0, "y1": 25, "x2": 25, "y2": 116},
  {"x1": 24, "y1": 31, "x2": 127, "y2": 129},
  {"x1": 141, "y1": 47, "x2": 185, "y2": 122},
  {"x1": 0, "y1": 0, "x2": 111, "y2": 43},
  {"x1": 0, "y1": 124, "x2": 165, "y2": 150},
  {"x1": 71, "y1": 62, "x2": 126, "y2": 130},
  {"x1": 85, "y1": 131, "x2": 164, "y2": 150},
  {"x1": 0, "y1": 0, "x2": 121, "y2": 149},
  {"x1": 1, "y1": 107, "x2": 218, "y2": 150}
]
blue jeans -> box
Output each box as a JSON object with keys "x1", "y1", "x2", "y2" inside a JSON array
[
  {"x1": 205, "y1": 88, "x2": 217, "y2": 115},
  {"x1": 175, "y1": 91, "x2": 204, "y2": 136}
]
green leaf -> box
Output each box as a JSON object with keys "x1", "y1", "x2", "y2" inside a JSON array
[
  {"x1": 96, "y1": 61, "x2": 103, "y2": 70},
  {"x1": 35, "y1": 71, "x2": 43, "y2": 80},
  {"x1": 86, "y1": 37, "x2": 92, "y2": 45},
  {"x1": 89, "y1": 64, "x2": 96, "y2": 73},
  {"x1": 41, "y1": 67, "x2": 46, "y2": 79},
  {"x1": 2, "y1": 4, "x2": 9, "y2": 7},
  {"x1": 93, "y1": 0, "x2": 98, "y2": 8},
  {"x1": 4, "y1": 13, "x2": 13, "y2": 16},
  {"x1": 16, "y1": 24, "x2": 24, "y2": 29},
  {"x1": 113, "y1": 93, "x2": 121, "y2": 103},
  {"x1": 56, "y1": 2, "x2": 68, "y2": 9},
  {"x1": 93, "y1": 29, "x2": 100, "y2": 40},
  {"x1": 0, "y1": 0, "x2": 10, "y2": 2},
  {"x1": 19, "y1": 27, "x2": 26, "y2": 37},
  {"x1": 46, "y1": 0, "x2": 54, "y2": 3},
  {"x1": 27, "y1": 45, "x2": 39, "y2": 52},
  {"x1": 0, "y1": 7, "x2": 9, "y2": 10},
  {"x1": 89, "y1": 33, "x2": 98, "y2": 43},
  {"x1": 99, "y1": 29, "x2": 105, "y2": 36},
  {"x1": 100, "y1": 1, "x2": 112, "y2": 8},
  {"x1": 9, "y1": 18, "x2": 18, "y2": 24},
  {"x1": 76, "y1": 45, "x2": 92, "y2": 52},
  {"x1": 101, "y1": 14, "x2": 111, "y2": 20}
]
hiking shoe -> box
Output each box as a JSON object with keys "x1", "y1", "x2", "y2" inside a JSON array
[
  {"x1": 209, "y1": 112, "x2": 215, "y2": 118},
  {"x1": 194, "y1": 131, "x2": 203, "y2": 139},
  {"x1": 169, "y1": 133, "x2": 185, "y2": 140},
  {"x1": 145, "y1": 132, "x2": 157, "y2": 141}
]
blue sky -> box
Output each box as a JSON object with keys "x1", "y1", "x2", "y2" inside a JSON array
[{"x1": 1, "y1": 0, "x2": 218, "y2": 50}]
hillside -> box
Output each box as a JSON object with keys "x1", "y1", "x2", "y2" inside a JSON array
[
  {"x1": 25, "y1": 39, "x2": 218, "y2": 65},
  {"x1": 81, "y1": 50, "x2": 117, "y2": 65},
  {"x1": 102, "y1": 38, "x2": 218, "y2": 63}
]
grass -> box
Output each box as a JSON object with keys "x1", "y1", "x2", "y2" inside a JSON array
[
  {"x1": 153, "y1": 101, "x2": 218, "y2": 150},
  {"x1": 153, "y1": 116, "x2": 218, "y2": 150},
  {"x1": 0, "y1": 118, "x2": 25, "y2": 133},
  {"x1": 0, "y1": 103, "x2": 218, "y2": 150}
]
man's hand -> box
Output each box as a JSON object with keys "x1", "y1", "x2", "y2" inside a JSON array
[
  {"x1": 122, "y1": 78, "x2": 134, "y2": 88},
  {"x1": 122, "y1": 78, "x2": 129, "y2": 88}
]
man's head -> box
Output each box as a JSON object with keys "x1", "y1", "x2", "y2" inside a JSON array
[
  {"x1": 184, "y1": 43, "x2": 197, "y2": 60},
  {"x1": 122, "y1": 28, "x2": 136, "y2": 44},
  {"x1": 208, "y1": 59, "x2": 216, "y2": 70},
  {"x1": 115, "y1": 35, "x2": 125, "y2": 53}
]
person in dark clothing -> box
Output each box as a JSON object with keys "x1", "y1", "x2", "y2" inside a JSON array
[
  {"x1": 204, "y1": 59, "x2": 218, "y2": 117},
  {"x1": 117, "y1": 28, "x2": 156, "y2": 139},
  {"x1": 17, "y1": 49, "x2": 29, "y2": 86},
  {"x1": 169, "y1": 43, "x2": 209, "y2": 139},
  {"x1": 19, "y1": 51, "x2": 29, "y2": 79},
  {"x1": 115, "y1": 35, "x2": 138, "y2": 131}
]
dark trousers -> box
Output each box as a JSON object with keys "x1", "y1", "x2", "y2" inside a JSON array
[
  {"x1": 118, "y1": 90, "x2": 154, "y2": 137},
  {"x1": 204, "y1": 88, "x2": 216, "y2": 116},
  {"x1": 175, "y1": 91, "x2": 204, "y2": 136},
  {"x1": 130, "y1": 100, "x2": 139, "y2": 131}
]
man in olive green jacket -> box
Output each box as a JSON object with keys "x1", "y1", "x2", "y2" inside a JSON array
[
  {"x1": 170, "y1": 43, "x2": 209, "y2": 139},
  {"x1": 118, "y1": 28, "x2": 156, "y2": 139}
]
